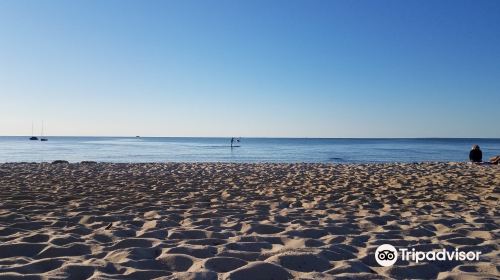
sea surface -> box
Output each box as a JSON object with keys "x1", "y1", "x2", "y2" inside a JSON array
[{"x1": 1, "y1": 137, "x2": 500, "y2": 163}]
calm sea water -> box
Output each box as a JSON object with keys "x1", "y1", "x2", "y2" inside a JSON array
[{"x1": 0, "y1": 137, "x2": 499, "y2": 163}]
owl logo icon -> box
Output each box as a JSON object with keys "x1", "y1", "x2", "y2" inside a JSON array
[{"x1": 375, "y1": 244, "x2": 398, "y2": 267}]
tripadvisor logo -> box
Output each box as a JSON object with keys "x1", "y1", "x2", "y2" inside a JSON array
[
  {"x1": 375, "y1": 244, "x2": 398, "y2": 267},
  {"x1": 375, "y1": 244, "x2": 481, "y2": 267}
]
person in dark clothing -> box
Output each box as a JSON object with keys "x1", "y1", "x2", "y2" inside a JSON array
[{"x1": 469, "y1": 145, "x2": 482, "y2": 162}]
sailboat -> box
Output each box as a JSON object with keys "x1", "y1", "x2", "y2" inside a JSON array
[
  {"x1": 29, "y1": 121, "x2": 38, "y2": 140},
  {"x1": 40, "y1": 121, "x2": 48, "y2": 141}
]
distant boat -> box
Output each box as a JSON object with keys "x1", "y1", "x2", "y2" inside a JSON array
[
  {"x1": 40, "y1": 121, "x2": 48, "y2": 141},
  {"x1": 136, "y1": 136, "x2": 140, "y2": 138},
  {"x1": 29, "y1": 122, "x2": 38, "y2": 140}
]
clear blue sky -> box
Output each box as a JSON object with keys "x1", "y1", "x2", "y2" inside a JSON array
[{"x1": 1, "y1": 0, "x2": 499, "y2": 137}]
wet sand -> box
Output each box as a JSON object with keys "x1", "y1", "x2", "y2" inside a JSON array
[{"x1": 0, "y1": 162, "x2": 498, "y2": 279}]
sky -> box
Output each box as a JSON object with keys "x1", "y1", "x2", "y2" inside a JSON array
[{"x1": 0, "y1": 0, "x2": 499, "y2": 138}]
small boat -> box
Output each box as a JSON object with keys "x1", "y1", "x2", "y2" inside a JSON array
[
  {"x1": 29, "y1": 122, "x2": 38, "y2": 140},
  {"x1": 40, "y1": 121, "x2": 48, "y2": 141}
]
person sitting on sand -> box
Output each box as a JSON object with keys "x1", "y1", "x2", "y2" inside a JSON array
[{"x1": 469, "y1": 145, "x2": 482, "y2": 163}]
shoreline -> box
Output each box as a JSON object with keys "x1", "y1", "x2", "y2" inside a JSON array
[
  {"x1": 0, "y1": 160, "x2": 484, "y2": 164},
  {"x1": 0, "y1": 162, "x2": 498, "y2": 279}
]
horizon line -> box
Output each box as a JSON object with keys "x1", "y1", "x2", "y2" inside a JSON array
[{"x1": 2, "y1": 135, "x2": 500, "y2": 140}]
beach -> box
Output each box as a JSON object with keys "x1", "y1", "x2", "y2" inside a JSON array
[{"x1": 0, "y1": 162, "x2": 498, "y2": 279}]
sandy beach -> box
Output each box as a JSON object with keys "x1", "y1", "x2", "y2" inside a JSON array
[{"x1": 0, "y1": 162, "x2": 498, "y2": 279}]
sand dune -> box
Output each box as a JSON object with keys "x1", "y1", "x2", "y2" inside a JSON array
[{"x1": 0, "y1": 162, "x2": 498, "y2": 279}]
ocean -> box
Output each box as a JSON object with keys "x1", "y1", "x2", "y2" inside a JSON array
[{"x1": 0, "y1": 137, "x2": 499, "y2": 163}]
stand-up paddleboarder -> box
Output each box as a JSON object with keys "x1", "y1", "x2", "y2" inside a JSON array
[{"x1": 231, "y1": 137, "x2": 234, "y2": 148}]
